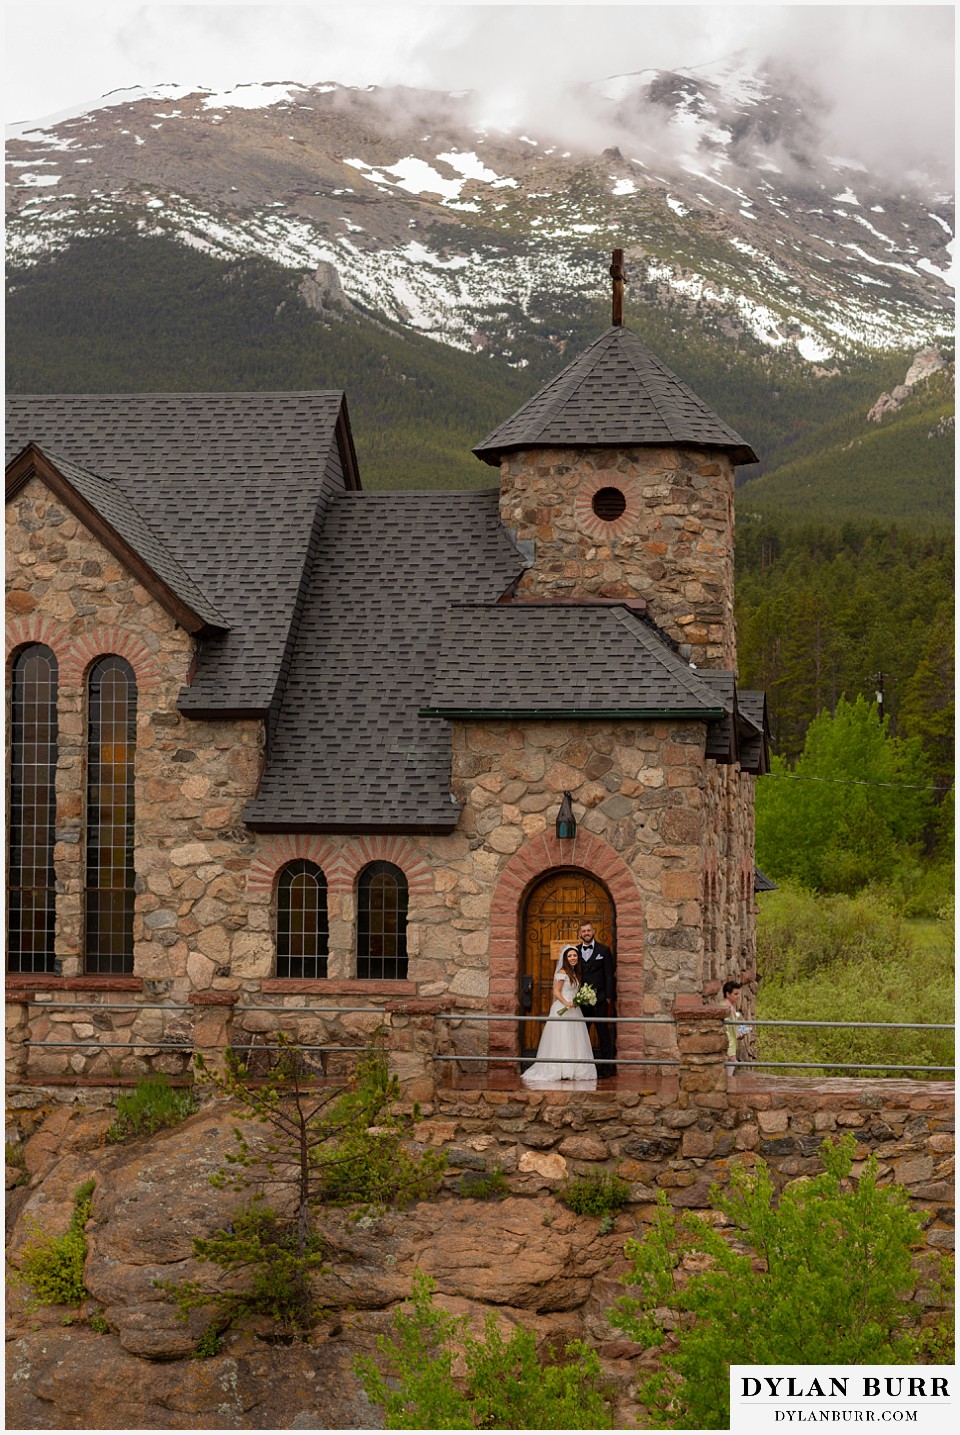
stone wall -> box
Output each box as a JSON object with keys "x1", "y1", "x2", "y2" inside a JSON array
[
  {"x1": 7, "y1": 477, "x2": 754, "y2": 1085},
  {"x1": 498, "y1": 445, "x2": 737, "y2": 667}
]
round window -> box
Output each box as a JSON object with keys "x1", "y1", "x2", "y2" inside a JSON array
[{"x1": 591, "y1": 486, "x2": 628, "y2": 522}]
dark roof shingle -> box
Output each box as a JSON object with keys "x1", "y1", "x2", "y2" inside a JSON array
[
  {"x1": 6, "y1": 393, "x2": 355, "y2": 716},
  {"x1": 243, "y1": 492, "x2": 526, "y2": 830},
  {"x1": 474, "y1": 324, "x2": 757, "y2": 466},
  {"x1": 422, "y1": 605, "x2": 727, "y2": 719}
]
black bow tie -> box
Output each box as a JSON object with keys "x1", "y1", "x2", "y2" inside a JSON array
[{"x1": 582, "y1": 944, "x2": 594, "y2": 952}]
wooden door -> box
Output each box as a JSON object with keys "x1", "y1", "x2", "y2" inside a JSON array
[{"x1": 521, "y1": 870, "x2": 614, "y2": 1054}]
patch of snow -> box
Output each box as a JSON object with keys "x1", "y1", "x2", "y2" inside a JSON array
[
  {"x1": 917, "y1": 238, "x2": 956, "y2": 290},
  {"x1": 831, "y1": 189, "x2": 859, "y2": 205},
  {"x1": 826, "y1": 155, "x2": 868, "y2": 172},
  {"x1": 200, "y1": 82, "x2": 307, "y2": 111},
  {"x1": 928, "y1": 212, "x2": 953, "y2": 236},
  {"x1": 518, "y1": 135, "x2": 538, "y2": 145},
  {"x1": 16, "y1": 173, "x2": 61, "y2": 187},
  {"x1": 796, "y1": 333, "x2": 835, "y2": 361},
  {"x1": 135, "y1": 136, "x2": 145, "y2": 146},
  {"x1": 611, "y1": 178, "x2": 636, "y2": 196},
  {"x1": 870, "y1": 205, "x2": 885, "y2": 213},
  {"x1": 841, "y1": 243, "x2": 918, "y2": 276},
  {"x1": 665, "y1": 195, "x2": 688, "y2": 218}
]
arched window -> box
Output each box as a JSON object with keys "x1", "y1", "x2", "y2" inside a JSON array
[
  {"x1": 8, "y1": 645, "x2": 59, "y2": 973},
  {"x1": 276, "y1": 860, "x2": 328, "y2": 979},
  {"x1": 357, "y1": 861, "x2": 408, "y2": 980},
  {"x1": 85, "y1": 656, "x2": 137, "y2": 973}
]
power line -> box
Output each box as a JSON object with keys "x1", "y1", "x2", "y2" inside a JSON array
[{"x1": 763, "y1": 772, "x2": 949, "y2": 793}]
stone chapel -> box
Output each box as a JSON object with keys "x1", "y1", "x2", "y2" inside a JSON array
[{"x1": 5, "y1": 279, "x2": 769, "y2": 1084}]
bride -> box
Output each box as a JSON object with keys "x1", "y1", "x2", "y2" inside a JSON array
[{"x1": 522, "y1": 945, "x2": 597, "y2": 1085}]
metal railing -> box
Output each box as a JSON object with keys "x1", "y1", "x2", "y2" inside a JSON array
[{"x1": 10, "y1": 998, "x2": 955, "y2": 1076}]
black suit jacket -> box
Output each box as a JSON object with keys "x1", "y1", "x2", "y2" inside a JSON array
[{"x1": 577, "y1": 941, "x2": 615, "y2": 1005}]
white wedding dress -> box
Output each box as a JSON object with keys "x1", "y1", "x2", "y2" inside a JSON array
[{"x1": 522, "y1": 976, "x2": 597, "y2": 1084}]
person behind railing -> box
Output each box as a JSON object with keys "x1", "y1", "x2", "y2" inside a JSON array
[
  {"x1": 522, "y1": 946, "x2": 597, "y2": 1085},
  {"x1": 722, "y1": 979, "x2": 751, "y2": 1076},
  {"x1": 577, "y1": 921, "x2": 616, "y2": 1077}
]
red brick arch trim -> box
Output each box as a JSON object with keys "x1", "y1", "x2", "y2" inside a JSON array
[
  {"x1": 58, "y1": 628, "x2": 164, "y2": 689},
  {"x1": 574, "y1": 470, "x2": 644, "y2": 542},
  {"x1": 6, "y1": 614, "x2": 71, "y2": 665},
  {"x1": 247, "y1": 836, "x2": 347, "y2": 895},
  {"x1": 338, "y1": 836, "x2": 434, "y2": 897},
  {"x1": 488, "y1": 830, "x2": 645, "y2": 1060}
]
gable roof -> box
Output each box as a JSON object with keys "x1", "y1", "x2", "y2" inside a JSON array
[
  {"x1": 421, "y1": 604, "x2": 727, "y2": 720},
  {"x1": 474, "y1": 324, "x2": 757, "y2": 466},
  {"x1": 243, "y1": 491, "x2": 525, "y2": 831},
  {"x1": 5, "y1": 393, "x2": 359, "y2": 720},
  {"x1": 6, "y1": 443, "x2": 227, "y2": 632}
]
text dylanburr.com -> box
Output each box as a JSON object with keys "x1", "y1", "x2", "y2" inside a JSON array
[{"x1": 730, "y1": 1368, "x2": 953, "y2": 1433}]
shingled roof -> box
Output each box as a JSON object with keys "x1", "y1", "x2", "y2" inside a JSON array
[
  {"x1": 6, "y1": 393, "x2": 359, "y2": 720},
  {"x1": 243, "y1": 492, "x2": 525, "y2": 831},
  {"x1": 7, "y1": 444, "x2": 227, "y2": 631},
  {"x1": 422, "y1": 605, "x2": 727, "y2": 720},
  {"x1": 474, "y1": 324, "x2": 757, "y2": 466}
]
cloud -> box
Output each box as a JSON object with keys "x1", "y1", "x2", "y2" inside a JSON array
[{"x1": 5, "y1": 4, "x2": 954, "y2": 183}]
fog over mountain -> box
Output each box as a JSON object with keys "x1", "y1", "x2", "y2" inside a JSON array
[{"x1": 6, "y1": 5, "x2": 955, "y2": 188}]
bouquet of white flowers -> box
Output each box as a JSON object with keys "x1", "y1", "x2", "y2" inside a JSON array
[{"x1": 559, "y1": 982, "x2": 597, "y2": 1015}]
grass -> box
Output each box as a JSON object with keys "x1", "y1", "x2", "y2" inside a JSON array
[
  {"x1": 106, "y1": 1073, "x2": 198, "y2": 1143},
  {"x1": 754, "y1": 886, "x2": 954, "y2": 1078}
]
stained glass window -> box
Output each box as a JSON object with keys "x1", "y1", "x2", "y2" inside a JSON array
[
  {"x1": 276, "y1": 860, "x2": 328, "y2": 979},
  {"x1": 357, "y1": 861, "x2": 408, "y2": 980},
  {"x1": 8, "y1": 645, "x2": 58, "y2": 973},
  {"x1": 85, "y1": 656, "x2": 137, "y2": 973}
]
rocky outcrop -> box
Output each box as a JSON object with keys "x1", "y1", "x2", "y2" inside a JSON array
[
  {"x1": 5, "y1": 1102, "x2": 639, "y2": 1429},
  {"x1": 867, "y1": 347, "x2": 946, "y2": 421},
  {"x1": 298, "y1": 261, "x2": 353, "y2": 314}
]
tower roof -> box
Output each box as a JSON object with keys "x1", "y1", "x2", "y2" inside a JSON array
[{"x1": 474, "y1": 324, "x2": 757, "y2": 466}]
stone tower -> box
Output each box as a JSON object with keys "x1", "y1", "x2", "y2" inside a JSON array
[{"x1": 474, "y1": 322, "x2": 757, "y2": 670}]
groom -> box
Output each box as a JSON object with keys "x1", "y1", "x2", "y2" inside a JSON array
[{"x1": 577, "y1": 921, "x2": 616, "y2": 1077}]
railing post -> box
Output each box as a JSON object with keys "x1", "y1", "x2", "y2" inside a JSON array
[
  {"x1": 5, "y1": 993, "x2": 31, "y2": 1082},
  {"x1": 672, "y1": 996, "x2": 728, "y2": 1106},
  {"x1": 188, "y1": 992, "x2": 238, "y2": 1074},
  {"x1": 385, "y1": 1001, "x2": 439, "y2": 1103}
]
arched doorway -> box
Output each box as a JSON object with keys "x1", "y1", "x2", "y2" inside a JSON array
[{"x1": 520, "y1": 869, "x2": 615, "y2": 1056}]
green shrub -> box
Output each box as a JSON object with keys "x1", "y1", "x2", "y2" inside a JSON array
[
  {"x1": 610, "y1": 1135, "x2": 953, "y2": 1430},
  {"x1": 355, "y1": 1269, "x2": 613, "y2": 1429},
  {"x1": 161, "y1": 1198, "x2": 327, "y2": 1333},
  {"x1": 164, "y1": 1035, "x2": 445, "y2": 1334},
  {"x1": 757, "y1": 882, "x2": 911, "y2": 985},
  {"x1": 756, "y1": 883, "x2": 954, "y2": 1076},
  {"x1": 88, "y1": 1312, "x2": 110, "y2": 1334},
  {"x1": 17, "y1": 1180, "x2": 95, "y2": 1307},
  {"x1": 192, "y1": 1323, "x2": 223, "y2": 1359},
  {"x1": 559, "y1": 1169, "x2": 630, "y2": 1216},
  {"x1": 456, "y1": 1167, "x2": 509, "y2": 1201},
  {"x1": 106, "y1": 1074, "x2": 198, "y2": 1143}
]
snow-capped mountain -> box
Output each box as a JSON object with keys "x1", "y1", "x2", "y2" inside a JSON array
[{"x1": 5, "y1": 61, "x2": 955, "y2": 365}]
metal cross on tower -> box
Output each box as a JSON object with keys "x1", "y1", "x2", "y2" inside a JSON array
[{"x1": 609, "y1": 248, "x2": 626, "y2": 326}]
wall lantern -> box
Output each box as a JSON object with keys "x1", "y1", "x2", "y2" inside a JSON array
[{"x1": 555, "y1": 791, "x2": 577, "y2": 841}]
